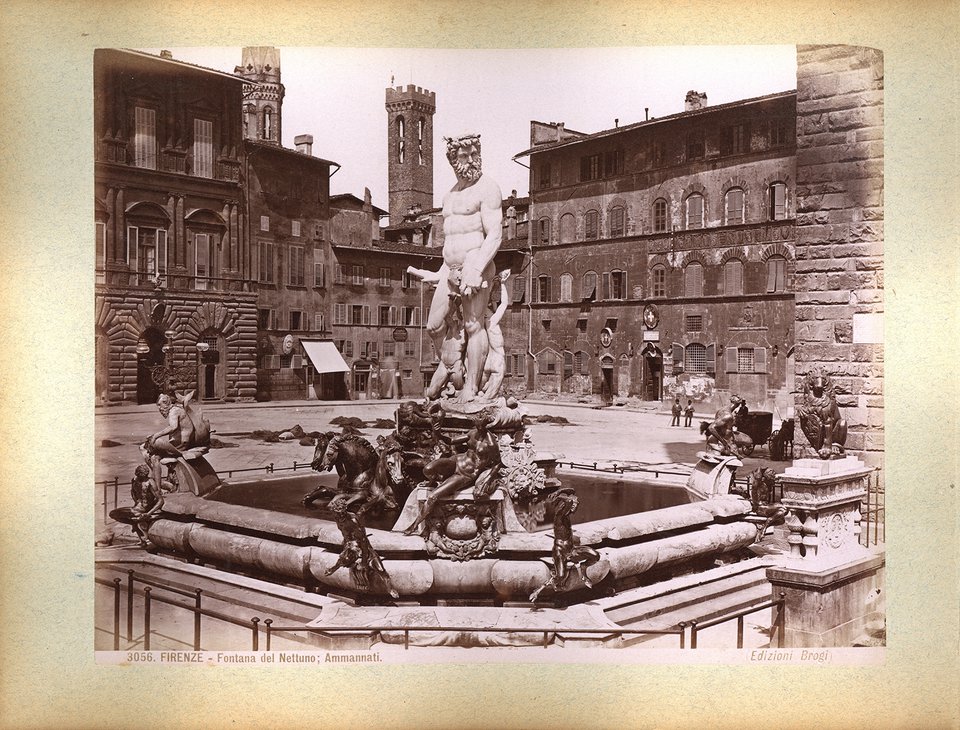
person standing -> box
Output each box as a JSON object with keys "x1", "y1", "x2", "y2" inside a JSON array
[
  {"x1": 671, "y1": 397, "x2": 682, "y2": 427},
  {"x1": 684, "y1": 399, "x2": 695, "y2": 427}
]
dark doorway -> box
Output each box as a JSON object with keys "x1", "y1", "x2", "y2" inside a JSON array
[
  {"x1": 600, "y1": 356, "x2": 614, "y2": 405},
  {"x1": 644, "y1": 353, "x2": 663, "y2": 401},
  {"x1": 136, "y1": 327, "x2": 167, "y2": 404}
]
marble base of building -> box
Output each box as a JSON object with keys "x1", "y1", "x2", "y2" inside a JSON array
[{"x1": 766, "y1": 455, "x2": 885, "y2": 647}]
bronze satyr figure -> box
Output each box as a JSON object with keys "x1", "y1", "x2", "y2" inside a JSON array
[
  {"x1": 529, "y1": 488, "x2": 601, "y2": 603},
  {"x1": 324, "y1": 495, "x2": 399, "y2": 599}
]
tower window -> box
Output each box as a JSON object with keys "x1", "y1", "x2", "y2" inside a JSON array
[
  {"x1": 418, "y1": 118, "x2": 425, "y2": 165},
  {"x1": 263, "y1": 108, "x2": 273, "y2": 140},
  {"x1": 397, "y1": 117, "x2": 405, "y2": 163}
]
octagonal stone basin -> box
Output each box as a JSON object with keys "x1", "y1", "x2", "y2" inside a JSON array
[{"x1": 146, "y1": 471, "x2": 755, "y2": 603}]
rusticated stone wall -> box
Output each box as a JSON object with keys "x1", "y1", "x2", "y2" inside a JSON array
[{"x1": 794, "y1": 45, "x2": 884, "y2": 468}]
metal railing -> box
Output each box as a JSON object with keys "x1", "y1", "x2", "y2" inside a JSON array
[
  {"x1": 97, "y1": 570, "x2": 793, "y2": 652},
  {"x1": 96, "y1": 569, "x2": 267, "y2": 652},
  {"x1": 688, "y1": 592, "x2": 786, "y2": 649}
]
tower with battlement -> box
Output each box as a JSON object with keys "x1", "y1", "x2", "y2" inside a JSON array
[
  {"x1": 385, "y1": 84, "x2": 436, "y2": 226},
  {"x1": 236, "y1": 47, "x2": 284, "y2": 145}
]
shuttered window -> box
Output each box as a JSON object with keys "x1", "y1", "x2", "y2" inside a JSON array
[
  {"x1": 584, "y1": 210, "x2": 599, "y2": 240},
  {"x1": 724, "y1": 259, "x2": 744, "y2": 295},
  {"x1": 134, "y1": 107, "x2": 156, "y2": 169},
  {"x1": 725, "y1": 346, "x2": 767, "y2": 373},
  {"x1": 652, "y1": 265, "x2": 666, "y2": 298},
  {"x1": 767, "y1": 256, "x2": 787, "y2": 292},
  {"x1": 559, "y1": 273, "x2": 573, "y2": 302},
  {"x1": 582, "y1": 271, "x2": 598, "y2": 300},
  {"x1": 193, "y1": 118, "x2": 213, "y2": 178},
  {"x1": 609, "y1": 206, "x2": 625, "y2": 237},
  {"x1": 559, "y1": 214, "x2": 576, "y2": 243},
  {"x1": 770, "y1": 183, "x2": 787, "y2": 220},
  {"x1": 685, "y1": 194, "x2": 704, "y2": 229},
  {"x1": 724, "y1": 188, "x2": 744, "y2": 225},
  {"x1": 684, "y1": 262, "x2": 703, "y2": 297}
]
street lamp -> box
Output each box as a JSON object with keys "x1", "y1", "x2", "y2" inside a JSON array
[{"x1": 143, "y1": 329, "x2": 200, "y2": 395}]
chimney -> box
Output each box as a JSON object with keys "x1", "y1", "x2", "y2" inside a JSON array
[
  {"x1": 684, "y1": 91, "x2": 708, "y2": 112},
  {"x1": 294, "y1": 134, "x2": 313, "y2": 155},
  {"x1": 159, "y1": 50, "x2": 173, "y2": 60},
  {"x1": 645, "y1": 107, "x2": 649, "y2": 121},
  {"x1": 556, "y1": 122, "x2": 565, "y2": 141}
]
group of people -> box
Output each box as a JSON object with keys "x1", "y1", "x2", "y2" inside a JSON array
[{"x1": 670, "y1": 398, "x2": 696, "y2": 427}]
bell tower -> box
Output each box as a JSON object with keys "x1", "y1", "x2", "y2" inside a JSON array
[
  {"x1": 385, "y1": 84, "x2": 436, "y2": 226},
  {"x1": 236, "y1": 47, "x2": 284, "y2": 145}
]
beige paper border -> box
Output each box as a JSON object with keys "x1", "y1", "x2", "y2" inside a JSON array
[{"x1": 1, "y1": 0, "x2": 957, "y2": 727}]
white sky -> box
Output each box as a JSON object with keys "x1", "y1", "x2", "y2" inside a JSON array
[{"x1": 144, "y1": 46, "x2": 797, "y2": 212}]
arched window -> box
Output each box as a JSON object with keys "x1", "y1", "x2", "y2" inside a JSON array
[
  {"x1": 582, "y1": 271, "x2": 598, "y2": 300},
  {"x1": 538, "y1": 217, "x2": 551, "y2": 244},
  {"x1": 559, "y1": 273, "x2": 573, "y2": 302},
  {"x1": 263, "y1": 108, "x2": 273, "y2": 140},
  {"x1": 609, "y1": 206, "x2": 625, "y2": 237},
  {"x1": 584, "y1": 210, "x2": 599, "y2": 240},
  {"x1": 559, "y1": 213, "x2": 576, "y2": 243},
  {"x1": 417, "y1": 118, "x2": 425, "y2": 164},
  {"x1": 685, "y1": 343, "x2": 707, "y2": 374},
  {"x1": 653, "y1": 198, "x2": 668, "y2": 233},
  {"x1": 769, "y1": 182, "x2": 787, "y2": 220},
  {"x1": 684, "y1": 261, "x2": 703, "y2": 297},
  {"x1": 767, "y1": 255, "x2": 787, "y2": 292},
  {"x1": 724, "y1": 188, "x2": 745, "y2": 225},
  {"x1": 652, "y1": 265, "x2": 666, "y2": 298},
  {"x1": 724, "y1": 258, "x2": 743, "y2": 295},
  {"x1": 685, "y1": 194, "x2": 704, "y2": 229},
  {"x1": 538, "y1": 350, "x2": 558, "y2": 375},
  {"x1": 396, "y1": 117, "x2": 406, "y2": 163}
]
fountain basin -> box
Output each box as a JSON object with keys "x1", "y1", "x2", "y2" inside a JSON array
[{"x1": 147, "y1": 472, "x2": 755, "y2": 602}]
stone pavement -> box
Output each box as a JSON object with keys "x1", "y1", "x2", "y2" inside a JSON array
[{"x1": 95, "y1": 398, "x2": 789, "y2": 534}]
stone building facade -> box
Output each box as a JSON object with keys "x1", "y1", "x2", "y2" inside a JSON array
[
  {"x1": 244, "y1": 137, "x2": 337, "y2": 400},
  {"x1": 794, "y1": 45, "x2": 884, "y2": 467},
  {"x1": 508, "y1": 91, "x2": 798, "y2": 413},
  {"x1": 94, "y1": 49, "x2": 258, "y2": 405}
]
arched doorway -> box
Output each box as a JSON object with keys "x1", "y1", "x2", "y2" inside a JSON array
[
  {"x1": 600, "y1": 354, "x2": 615, "y2": 405},
  {"x1": 641, "y1": 344, "x2": 663, "y2": 401},
  {"x1": 197, "y1": 329, "x2": 226, "y2": 400},
  {"x1": 136, "y1": 327, "x2": 167, "y2": 404}
]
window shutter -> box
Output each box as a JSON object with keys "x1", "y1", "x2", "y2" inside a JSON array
[
  {"x1": 755, "y1": 347, "x2": 767, "y2": 374},
  {"x1": 126, "y1": 226, "x2": 138, "y2": 268},
  {"x1": 291, "y1": 354, "x2": 303, "y2": 369},
  {"x1": 268, "y1": 355, "x2": 280, "y2": 370},
  {"x1": 725, "y1": 347, "x2": 738, "y2": 373},
  {"x1": 672, "y1": 343, "x2": 684, "y2": 368},
  {"x1": 156, "y1": 229, "x2": 167, "y2": 274},
  {"x1": 602, "y1": 272, "x2": 611, "y2": 300},
  {"x1": 362, "y1": 306, "x2": 370, "y2": 325},
  {"x1": 706, "y1": 344, "x2": 717, "y2": 374}
]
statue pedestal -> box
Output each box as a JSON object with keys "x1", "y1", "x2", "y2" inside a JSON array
[{"x1": 766, "y1": 456, "x2": 884, "y2": 647}]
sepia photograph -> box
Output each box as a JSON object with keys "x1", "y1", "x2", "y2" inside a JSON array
[
  {"x1": 1, "y1": 1, "x2": 956, "y2": 727},
  {"x1": 92, "y1": 44, "x2": 885, "y2": 659}
]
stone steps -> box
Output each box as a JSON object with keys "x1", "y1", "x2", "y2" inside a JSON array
[{"x1": 591, "y1": 558, "x2": 774, "y2": 644}]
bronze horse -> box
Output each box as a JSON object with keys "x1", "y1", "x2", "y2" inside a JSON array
[{"x1": 301, "y1": 432, "x2": 402, "y2": 516}]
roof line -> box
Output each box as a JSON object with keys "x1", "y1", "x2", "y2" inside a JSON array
[
  {"x1": 116, "y1": 48, "x2": 245, "y2": 83},
  {"x1": 514, "y1": 89, "x2": 797, "y2": 159}
]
